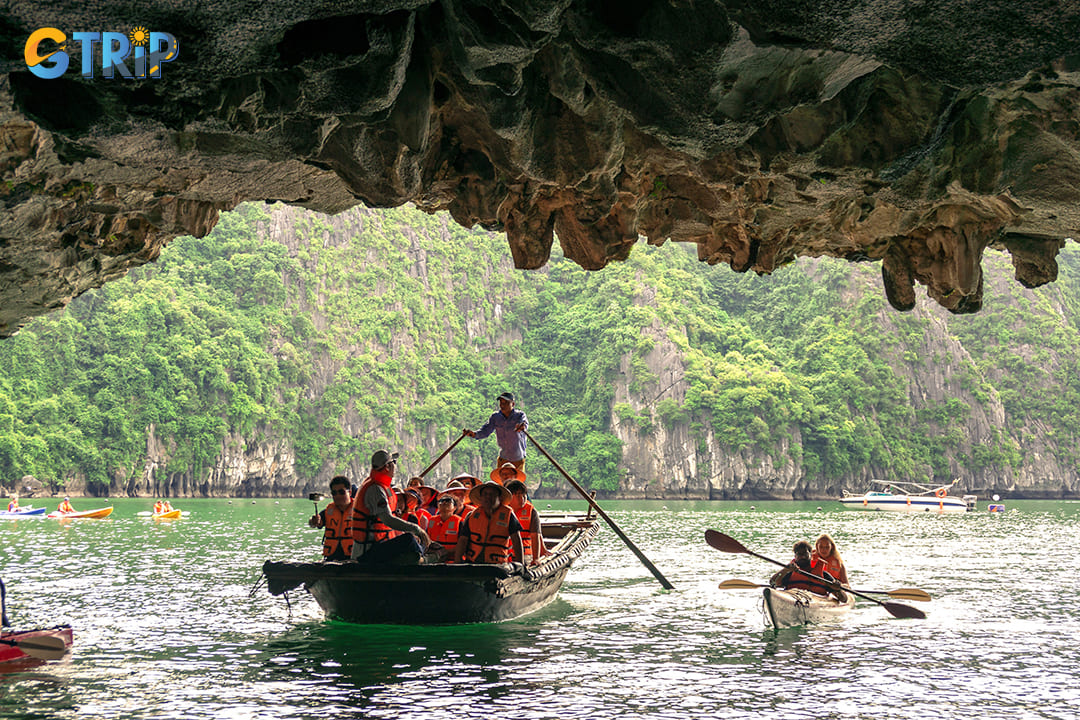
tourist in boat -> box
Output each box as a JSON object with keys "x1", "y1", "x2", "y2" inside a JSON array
[
  {"x1": 7, "y1": 494, "x2": 18, "y2": 512},
  {"x1": 441, "y1": 479, "x2": 470, "y2": 518},
  {"x1": 308, "y1": 476, "x2": 354, "y2": 561},
  {"x1": 56, "y1": 497, "x2": 75, "y2": 514},
  {"x1": 153, "y1": 500, "x2": 164, "y2": 514},
  {"x1": 454, "y1": 480, "x2": 524, "y2": 565},
  {"x1": 162, "y1": 500, "x2": 174, "y2": 513},
  {"x1": 449, "y1": 473, "x2": 479, "y2": 517},
  {"x1": 505, "y1": 479, "x2": 550, "y2": 565},
  {"x1": 811, "y1": 533, "x2": 849, "y2": 585},
  {"x1": 410, "y1": 481, "x2": 439, "y2": 515},
  {"x1": 350, "y1": 450, "x2": 430, "y2": 564},
  {"x1": 393, "y1": 490, "x2": 423, "y2": 526},
  {"x1": 463, "y1": 392, "x2": 529, "y2": 473},
  {"x1": 426, "y1": 492, "x2": 463, "y2": 563},
  {"x1": 769, "y1": 541, "x2": 847, "y2": 603}
]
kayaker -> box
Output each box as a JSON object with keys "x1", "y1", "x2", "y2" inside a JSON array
[
  {"x1": 308, "y1": 476, "x2": 354, "y2": 561},
  {"x1": 770, "y1": 540, "x2": 847, "y2": 603},
  {"x1": 812, "y1": 533, "x2": 849, "y2": 585},
  {"x1": 350, "y1": 450, "x2": 430, "y2": 564},
  {"x1": 505, "y1": 479, "x2": 550, "y2": 566},
  {"x1": 56, "y1": 497, "x2": 74, "y2": 514},
  {"x1": 463, "y1": 392, "x2": 528, "y2": 474},
  {"x1": 454, "y1": 480, "x2": 524, "y2": 565},
  {"x1": 153, "y1": 500, "x2": 164, "y2": 514},
  {"x1": 7, "y1": 494, "x2": 17, "y2": 512}
]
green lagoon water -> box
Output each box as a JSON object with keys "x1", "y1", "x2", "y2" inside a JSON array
[{"x1": 1, "y1": 497, "x2": 1078, "y2": 719}]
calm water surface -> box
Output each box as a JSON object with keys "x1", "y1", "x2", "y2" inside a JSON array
[{"x1": 1, "y1": 498, "x2": 1077, "y2": 719}]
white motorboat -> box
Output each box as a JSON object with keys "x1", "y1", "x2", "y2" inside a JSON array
[{"x1": 839, "y1": 480, "x2": 976, "y2": 514}]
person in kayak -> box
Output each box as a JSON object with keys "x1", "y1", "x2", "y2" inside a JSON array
[
  {"x1": 770, "y1": 540, "x2": 848, "y2": 603},
  {"x1": 308, "y1": 475, "x2": 354, "y2": 561},
  {"x1": 812, "y1": 533, "x2": 849, "y2": 585},
  {"x1": 7, "y1": 494, "x2": 18, "y2": 512},
  {"x1": 56, "y1": 497, "x2": 75, "y2": 514}
]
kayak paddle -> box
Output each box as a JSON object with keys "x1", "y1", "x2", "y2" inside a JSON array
[
  {"x1": 717, "y1": 578, "x2": 931, "y2": 602},
  {"x1": 705, "y1": 529, "x2": 926, "y2": 619},
  {"x1": 0, "y1": 634, "x2": 68, "y2": 661}
]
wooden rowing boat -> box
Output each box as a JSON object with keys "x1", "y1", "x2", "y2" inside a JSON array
[
  {"x1": 261, "y1": 515, "x2": 600, "y2": 624},
  {"x1": 47, "y1": 506, "x2": 114, "y2": 519},
  {"x1": 763, "y1": 586, "x2": 855, "y2": 628}
]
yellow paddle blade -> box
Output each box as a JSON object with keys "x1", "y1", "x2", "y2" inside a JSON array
[{"x1": 717, "y1": 579, "x2": 763, "y2": 590}]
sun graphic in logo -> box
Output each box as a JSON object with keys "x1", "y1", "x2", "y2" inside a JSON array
[{"x1": 129, "y1": 26, "x2": 149, "y2": 47}]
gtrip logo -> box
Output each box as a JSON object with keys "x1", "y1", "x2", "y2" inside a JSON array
[{"x1": 25, "y1": 27, "x2": 179, "y2": 80}]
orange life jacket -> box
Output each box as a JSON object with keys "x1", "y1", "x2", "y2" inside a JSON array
[
  {"x1": 812, "y1": 552, "x2": 844, "y2": 580},
  {"x1": 415, "y1": 507, "x2": 432, "y2": 531},
  {"x1": 321, "y1": 503, "x2": 353, "y2": 560},
  {"x1": 513, "y1": 501, "x2": 537, "y2": 555},
  {"x1": 463, "y1": 505, "x2": 515, "y2": 564},
  {"x1": 782, "y1": 559, "x2": 834, "y2": 596},
  {"x1": 351, "y1": 473, "x2": 399, "y2": 549},
  {"x1": 58, "y1": 500, "x2": 73, "y2": 513},
  {"x1": 428, "y1": 513, "x2": 461, "y2": 546}
]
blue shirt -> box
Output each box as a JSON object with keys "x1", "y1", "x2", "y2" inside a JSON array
[{"x1": 474, "y1": 409, "x2": 529, "y2": 461}]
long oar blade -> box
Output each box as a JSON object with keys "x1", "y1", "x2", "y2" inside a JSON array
[
  {"x1": 718, "y1": 579, "x2": 764, "y2": 590},
  {"x1": 882, "y1": 602, "x2": 927, "y2": 620},
  {"x1": 705, "y1": 529, "x2": 750, "y2": 555},
  {"x1": 0, "y1": 635, "x2": 68, "y2": 660},
  {"x1": 847, "y1": 587, "x2": 932, "y2": 602}
]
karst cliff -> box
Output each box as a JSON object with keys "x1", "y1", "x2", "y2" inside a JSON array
[{"x1": 1, "y1": 1, "x2": 1079, "y2": 337}]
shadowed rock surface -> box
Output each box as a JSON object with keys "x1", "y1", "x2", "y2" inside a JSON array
[{"x1": 1, "y1": 1, "x2": 1078, "y2": 336}]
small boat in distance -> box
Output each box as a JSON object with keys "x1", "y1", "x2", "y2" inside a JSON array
[
  {"x1": 260, "y1": 513, "x2": 600, "y2": 624},
  {"x1": 47, "y1": 506, "x2": 114, "y2": 519},
  {"x1": 152, "y1": 509, "x2": 182, "y2": 519},
  {"x1": 763, "y1": 587, "x2": 856, "y2": 628},
  {"x1": 839, "y1": 480, "x2": 976, "y2": 514},
  {"x1": 0, "y1": 507, "x2": 46, "y2": 519}
]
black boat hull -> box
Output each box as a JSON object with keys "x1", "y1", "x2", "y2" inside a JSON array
[{"x1": 262, "y1": 518, "x2": 599, "y2": 624}]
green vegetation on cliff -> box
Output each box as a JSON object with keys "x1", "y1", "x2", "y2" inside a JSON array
[{"x1": 1, "y1": 203, "x2": 1078, "y2": 496}]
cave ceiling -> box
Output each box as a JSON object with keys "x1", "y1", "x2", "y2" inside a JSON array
[{"x1": 1, "y1": 1, "x2": 1079, "y2": 336}]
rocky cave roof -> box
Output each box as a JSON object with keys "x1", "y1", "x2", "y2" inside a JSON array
[{"x1": 1, "y1": 1, "x2": 1079, "y2": 336}]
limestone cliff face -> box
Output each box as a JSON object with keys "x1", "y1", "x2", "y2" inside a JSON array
[{"x1": 1, "y1": 1, "x2": 1079, "y2": 338}]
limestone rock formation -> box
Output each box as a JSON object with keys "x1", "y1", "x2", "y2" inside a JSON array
[{"x1": 1, "y1": 1, "x2": 1079, "y2": 336}]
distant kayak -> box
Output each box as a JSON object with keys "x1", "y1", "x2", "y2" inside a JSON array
[
  {"x1": 47, "y1": 507, "x2": 114, "y2": 519},
  {"x1": 152, "y1": 509, "x2": 181, "y2": 519},
  {"x1": 0, "y1": 507, "x2": 46, "y2": 519}
]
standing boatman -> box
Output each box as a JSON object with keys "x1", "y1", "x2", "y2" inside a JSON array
[{"x1": 464, "y1": 392, "x2": 528, "y2": 477}]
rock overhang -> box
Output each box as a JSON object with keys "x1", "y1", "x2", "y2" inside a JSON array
[{"x1": 1, "y1": 1, "x2": 1078, "y2": 336}]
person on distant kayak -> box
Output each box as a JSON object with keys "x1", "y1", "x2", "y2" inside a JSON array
[
  {"x1": 454, "y1": 481, "x2": 524, "y2": 565},
  {"x1": 505, "y1": 478, "x2": 550, "y2": 566},
  {"x1": 7, "y1": 494, "x2": 18, "y2": 512},
  {"x1": 308, "y1": 475, "x2": 354, "y2": 561},
  {"x1": 153, "y1": 500, "x2": 164, "y2": 514},
  {"x1": 464, "y1": 392, "x2": 528, "y2": 474},
  {"x1": 163, "y1": 500, "x2": 174, "y2": 513},
  {"x1": 350, "y1": 450, "x2": 430, "y2": 564},
  {"x1": 770, "y1": 540, "x2": 847, "y2": 603},
  {"x1": 57, "y1": 497, "x2": 74, "y2": 514},
  {"x1": 812, "y1": 533, "x2": 849, "y2": 585}
]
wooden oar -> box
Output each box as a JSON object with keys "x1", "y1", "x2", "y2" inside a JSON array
[
  {"x1": 705, "y1": 529, "x2": 926, "y2": 619},
  {"x1": 0, "y1": 635, "x2": 69, "y2": 661},
  {"x1": 717, "y1": 578, "x2": 931, "y2": 602},
  {"x1": 417, "y1": 431, "x2": 467, "y2": 479},
  {"x1": 526, "y1": 430, "x2": 674, "y2": 590}
]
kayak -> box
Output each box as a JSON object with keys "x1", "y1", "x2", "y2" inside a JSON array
[
  {"x1": 152, "y1": 509, "x2": 181, "y2": 519},
  {"x1": 0, "y1": 625, "x2": 73, "y2": 666},
  {"x1": 47, "y1": 506, "x2": 114, "y2": 519},
  {"x1": 763, "y1": 587, "x2": 855, "y2": 629},
  {"x1": 0, "y1": 507, "x2": 46, "y2": 519}
]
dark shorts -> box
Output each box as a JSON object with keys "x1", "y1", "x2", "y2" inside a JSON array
[{"x1": 356, "y1": 534, "x2": 422, "y2": 565}]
